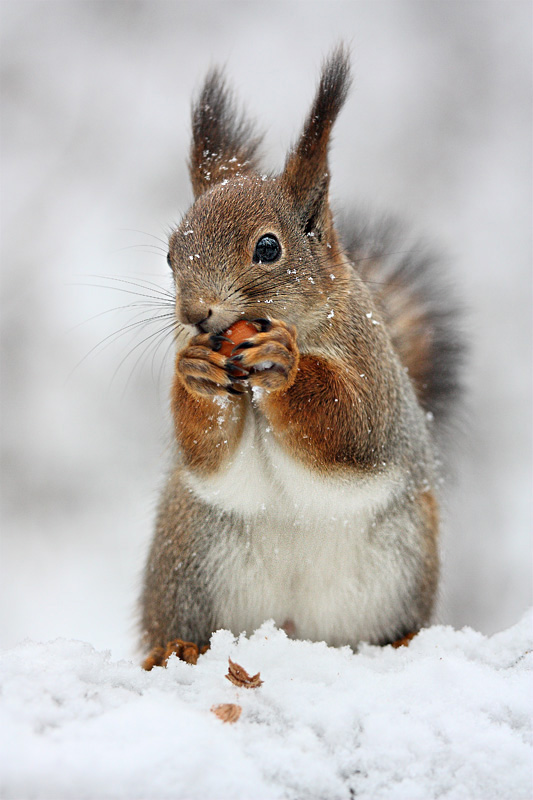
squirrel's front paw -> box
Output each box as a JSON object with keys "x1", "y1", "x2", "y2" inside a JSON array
[
  {"x1": 176, "y1": 332, "x2": 248, "y2": 397},
  {"x1": 230, "y1": 318, "x2": 299, "y2": 392}
]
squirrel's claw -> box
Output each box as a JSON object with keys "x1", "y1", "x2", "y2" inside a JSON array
[
  {"x1": 227, "y1": 374, "x2": 248, "y2": 386},
  {"x1": 226, "y1": 362, "x2": 248, "y2": 378},
  {"x1": 253, "y1": 318, "x2": 272, "y2": 332},
  {"x1": 210, "y1": 334, "x2": 234, "y2": 352},
  {"x1": 231, "y1": 340, "x2": 256, "y2": 356}
]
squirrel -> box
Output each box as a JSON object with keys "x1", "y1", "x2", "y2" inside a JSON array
[{"x1": 139, "y1": 45, "x2": 463, "y2": 665}]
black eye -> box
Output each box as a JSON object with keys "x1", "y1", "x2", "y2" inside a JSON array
[
  {"x1": 166, "y1": 252, "x2": 172, "y2": 268},
  {"x1": 253, "y1": 234, "x2": 281, "y2": 264}
]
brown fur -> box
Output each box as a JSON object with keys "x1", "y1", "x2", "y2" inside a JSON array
[
  {"x1": 171, "y1": 353, "x2": 247, "y2": 475},
  {"x1": 416, "y1": 489, "x2": 440, "y2": 613},
  {"x1": 139, "y1": 46, "x2": 462, "y2": 657}
]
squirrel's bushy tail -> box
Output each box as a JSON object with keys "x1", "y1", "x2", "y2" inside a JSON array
[{"x1": 340, "y1": 215, "x2": 464, "y2": 435}]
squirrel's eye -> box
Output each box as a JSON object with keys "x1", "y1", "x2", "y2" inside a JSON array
[
  {"x1": 166, "y1": 252, "x2": 172, "y2": 268},
  {"x1": 253, "y1": 234, "x2": 281, "y2": 264}
]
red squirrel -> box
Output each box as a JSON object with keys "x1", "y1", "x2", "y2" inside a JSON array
[{"x1": 139, "y1": 45, "x2": 463, "y2": 666}]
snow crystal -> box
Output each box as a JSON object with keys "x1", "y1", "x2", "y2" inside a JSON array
[
  {"x1": 0, "y1": 613, "x2": 531, "y2": 800},
  {"x1": 251, "y1": 385, "x2": 266, "y2": 403},
  {"x1": 212, "y1": 395, "x2": 230, "y2": 410},
  {"x1": 254, "y1": 361, "x2": 274, "y2": 372}
]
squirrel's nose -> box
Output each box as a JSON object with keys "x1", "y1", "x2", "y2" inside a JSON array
[{"x1": 178, "y1": 300, "x2": 213, "y2": 329}]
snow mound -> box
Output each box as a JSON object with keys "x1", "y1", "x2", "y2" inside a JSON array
[{"x1": 1, "y1": 613, "x2": 531, "y2": 800}]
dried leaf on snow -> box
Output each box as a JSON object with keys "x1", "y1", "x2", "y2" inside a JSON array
[
  {"x1": 225, "y1": 658, "x2": 263, "y2": 688},
  {"x1": 211, "y1": 703, "x2": 242, "y2": 723}
]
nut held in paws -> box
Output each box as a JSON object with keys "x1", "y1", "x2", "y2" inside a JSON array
[{"x1": 218, "y1": 320, "x2": 258, "y2": 357}]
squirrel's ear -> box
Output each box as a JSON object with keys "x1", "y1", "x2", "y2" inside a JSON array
[
  {"x1": 189, "y1": 68, "x2": 263, "y2": 199},
  {"x1": 281, "y1": 45, "x2": 351, "y2": 236}
]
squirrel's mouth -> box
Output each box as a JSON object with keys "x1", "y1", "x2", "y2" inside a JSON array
[{"x1": 205, "y1": 317, "x2": 272, "y2": 338}]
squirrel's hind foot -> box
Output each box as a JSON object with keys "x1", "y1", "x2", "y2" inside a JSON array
[{"x1": 142, "y1": 639, "x2": 210, "y2": 670}]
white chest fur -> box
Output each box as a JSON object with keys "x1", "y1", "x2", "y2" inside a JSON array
[{"x1": 184, "y1": 402, "x2": 415, "y2": 646}]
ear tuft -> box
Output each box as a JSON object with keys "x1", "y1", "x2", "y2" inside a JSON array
[
  {"x1": 189, "y1": 68, "x2": 263, "y2": 198},
  {"x1": 309, "y1": 44, "x2": 352, "y2": 141},
  {"x1": 282, "y1": 44, "x2": 352, "y2": 225}
]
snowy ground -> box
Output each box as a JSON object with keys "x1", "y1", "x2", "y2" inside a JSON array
[{"x1": 1, "y1": 613, "x2": 531, "y2": 800}]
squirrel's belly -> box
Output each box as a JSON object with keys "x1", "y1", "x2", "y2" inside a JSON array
[{"x1": 206, "y1": 510, "x2": 418, "y2": 647}]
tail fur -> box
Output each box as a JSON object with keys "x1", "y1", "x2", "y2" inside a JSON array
[{"x1": 339, "y1": 213, "x2": 464, "y2": 435}]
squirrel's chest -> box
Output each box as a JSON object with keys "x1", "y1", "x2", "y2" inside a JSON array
[{"x1": 184, "y1": 402, "x2": 399, "y2": 519}]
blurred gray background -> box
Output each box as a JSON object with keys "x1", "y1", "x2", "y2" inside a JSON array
[{"x1": 1, "y1": 1, "x2": 531, "y2": 658}]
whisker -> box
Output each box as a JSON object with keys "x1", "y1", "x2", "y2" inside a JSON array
[
  {"x1": 150, "y1": 325, "x2": 188, "y2": 386},
  {"x1": 67, "y1": 299, "x2": 173, "y2": 334},
  {"x1": 224, "y1": 260, "x2": 259, "y2": 296},
  {"x1": 236, "y1": 271, "x2": 287, "y2": 295},
  {"x1": 69, "y1": 312, "x2": 177, "y2": 380},
  {"x1": 88, "y1": 273, "x2": 175, "y2": 295},
  {"x1": 118, "y1": 228, "x2": 169, "y2": 247},
  {"x1": 157, "y1": 328, "x2": 187, "y2": 387},
  {"x1": 82, "y1": 275, "x2": 175, "y2": 302},
  {"x1": 112, "y1": 244, "x2": 168, "y2": 256},
  {"x1": 114, "y1": 319, "x2": 182, "y2": 394}
]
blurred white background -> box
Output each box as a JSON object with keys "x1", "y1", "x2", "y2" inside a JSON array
[{"x1": 1, "y1": 1, "x2": 531, "y2": 658}]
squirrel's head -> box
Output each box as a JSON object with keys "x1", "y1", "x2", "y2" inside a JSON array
[{"x1": 168, "y1": 46, "x2": 351, "y2": 337}]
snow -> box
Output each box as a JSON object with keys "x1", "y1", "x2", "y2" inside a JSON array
[{"x1": 1, "y1": 613, "x2": 531, "y2": 800}]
